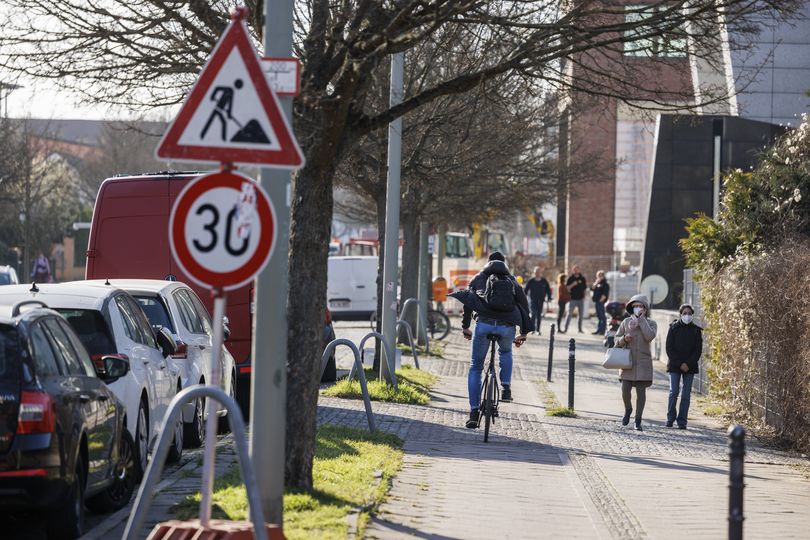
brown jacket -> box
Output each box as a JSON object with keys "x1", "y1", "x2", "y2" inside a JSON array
[{"x1": 615, "y1": 294, "x2": 657, "y2": 382}]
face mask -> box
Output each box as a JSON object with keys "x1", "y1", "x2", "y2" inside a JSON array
[
  {"x1": 681, "y1": 315, "x2": 693, "y2": 324},
  {"x1": 633, "y1": 307, "x2": 643, "y2": 317}
]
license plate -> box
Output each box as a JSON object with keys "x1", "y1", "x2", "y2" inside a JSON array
[{"x1": 330, "y1": 300, "x2": 349, "y2": 309}]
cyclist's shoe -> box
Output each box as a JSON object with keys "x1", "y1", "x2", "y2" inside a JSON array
[
  {"x1": 501, "y1": 385, "x2": 513, "y2": 402},
  {"x1": 465, "y1": 409, "x2": 479, "y2": 429}
]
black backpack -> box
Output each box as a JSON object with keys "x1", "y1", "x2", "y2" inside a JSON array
[{"x1": 484, "y1": 274, "x2": 516, "y2": 312}]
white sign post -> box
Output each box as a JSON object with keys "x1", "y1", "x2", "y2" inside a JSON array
[{"x1": 169, "y1": 168, "x2": 276, "y2": 526}]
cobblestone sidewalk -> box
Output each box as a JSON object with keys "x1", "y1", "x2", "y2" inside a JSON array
[{"x1": 322, "y1": 320, "x2": 810, "y2": 539}]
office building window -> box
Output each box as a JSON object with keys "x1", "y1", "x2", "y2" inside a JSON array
[{"x1": 624, "y1": 5, "x2": 688, "y2": 58}]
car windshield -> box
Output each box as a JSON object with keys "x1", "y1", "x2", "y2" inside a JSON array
[
  {"x1": 134, "y1": 295, "x2": 175, "y2": 333},
  {"x1": 0, "y1": 324, "x2": 19, "y2": 382},
  {"x1": 56, "y1": 309, "x2": 117, "y2": 357},
  {"x1": 0, "y1": 273, "x2": 12, "y2": 285}
]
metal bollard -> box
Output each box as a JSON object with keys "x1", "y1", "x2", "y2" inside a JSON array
[
  {"x1": 547, "y1": 323, "x2": 555, "y2": 382},
  {"x1": 728, "y1": 425, "x2": 746, "y2": 540},
  {"x1": 567, "y1": 338, "x2": 575, "y2": 410}
]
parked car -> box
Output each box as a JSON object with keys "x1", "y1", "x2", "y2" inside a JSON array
[
  {"x1": 101, "y1": 279, "x2": 236, "y2": 446},
  {"x1": 327, "y1": 256, "x2": 377, "y2": 320},
  {"x1": 86, "y1": 172, "x2": 253, "y2": 416},
  {"x1": 0, "y1": 301, "x2": 136, "y2": 539},
  {"x1": 0, "y1": 265, "x2": 19, "y2": 286},
  {"x1": 0, "y1": 282, "x2": 183, "y2": 477}
]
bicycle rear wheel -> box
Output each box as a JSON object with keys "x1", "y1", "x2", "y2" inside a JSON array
[
  {"x1": 483, "y1": 371, "x2": 496, "y2": 442},
  {"x1": 427, "y1": 309, "x2": 451, "y2": 340}
]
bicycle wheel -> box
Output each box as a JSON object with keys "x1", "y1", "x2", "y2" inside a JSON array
[
  {"x1": 483, "y1": 374, "x2": 494, "y2": 442},
  {"x1": 427, "y1": 309, "x2": 451, "y2": 340}
]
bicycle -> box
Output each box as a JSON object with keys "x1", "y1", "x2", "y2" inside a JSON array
[
  {"x1": 478, "y1": 334, "x2": 501, "y2": 442},
  {"x1": 369, "y1": 302, "x2": 451, "y2": 340}
]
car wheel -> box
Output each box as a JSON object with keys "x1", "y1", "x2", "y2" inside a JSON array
[
  {"x1": 184, "y1": 396, "x2": 205, "y2": 448},
  {"x1": 218, "y1": 373, "x2": 236, "y2": 434},
  {"x1": 87, "y1": 429, "x2": 137, "y2": 513},
  {"x1": 134, "y1": 400, "x2": 149, "y2": 479},
  {"x1": 47, "y1": 460, "x2": 84, "y2": 539},
  {"x1": 166, "y1": 394, "x2": 184, "y2": 463}
]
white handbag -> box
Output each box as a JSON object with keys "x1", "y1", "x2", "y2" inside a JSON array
[{"x1": 603, "y1": 347, "x2": 632, "y2": 369}]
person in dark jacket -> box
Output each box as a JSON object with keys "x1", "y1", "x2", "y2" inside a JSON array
[
  {"x1": 590, "y1": 270, "x2": 610, "y2": 335},
  {"x1": 523, "y1": 266, "x2": 552, "y2": 335},
  {"x1": 665, "y1": 304, "x2": 703, "y2": 429},
  {"x1": 451, "y1": 252, "x2": 529, "y2": 429},
  {"x1": 563, "y1": 265, "x2": 587, "y2": 333}
]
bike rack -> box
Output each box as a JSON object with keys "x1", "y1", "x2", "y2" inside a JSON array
[
  {"x1": 401, "y1": 297, "x2": 430, "y2": 354},
  {"x1": 320, "y1": 338, "x2": 377, "y2": 432},
  {"x1": 123, "y1": 386, "x2": 265, "y2": 540},
  {"x1": 395, "y1": 320, "x2": 421, "y2": 370},
  {"x1": 353, "y1": 331, "x2": 398, "y2": 390}
]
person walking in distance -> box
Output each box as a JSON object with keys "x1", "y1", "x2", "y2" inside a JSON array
[
  {"x1": 556, "y1": 273, "x2": 570, "y2": 331},
  {"x1": 30, "y1": 252, "x2": 51, "y2": 283},
  {"x1": 590, "y1": 270, "x2": 610, "y2": 335},
  {"x1": 615, "y1": 295, "x2": 657, "y2": 430},
  {"x1": 450, "y1": 252, "x2": 530, "y2": 429},
  {"x1": 524, "y1": 266, "x2": 552, "y2": 335},
  {"x1": 665, "y1": 304, "x2": 702, "y2": 429},
  {"x1": 564, "y1": 265, "x2": 587, "y2": 333}
]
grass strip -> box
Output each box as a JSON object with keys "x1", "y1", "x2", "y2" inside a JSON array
[
  {"x1": 321, "y1": 364, "x2": 437, "y2": 405},
  {"x1": 172, "y1": 424, "x2": 403, "y2": 540},
  {"x1": 398, "y1": 341, "x2": 447, "y2": 358},
  {"x1": 536, "y1": 379, "x2": 578, "y2": 418}
]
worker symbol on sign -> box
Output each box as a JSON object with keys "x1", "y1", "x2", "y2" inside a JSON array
[{"x1": 200, "y1": 78, "x2": 270, "y2": 144}]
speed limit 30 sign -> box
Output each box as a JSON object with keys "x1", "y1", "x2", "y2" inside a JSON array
[{"x1": 169, "y1": 170, "x2": 276, "y2": 290}]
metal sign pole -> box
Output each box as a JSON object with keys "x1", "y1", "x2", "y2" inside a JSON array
[
  {"x1": 250, "y1": 0, "x2": 293, "y2": 524},
  {"x1": 200, "y1": 291, "x2": 226, "y2": 526},
  {"x1": 380, "y1": 52, "x2": 404, "y2": 385}
]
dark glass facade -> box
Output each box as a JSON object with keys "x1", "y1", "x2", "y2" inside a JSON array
[{"x1": 641, "y1": 115, "x2": 787, "y2": 308}]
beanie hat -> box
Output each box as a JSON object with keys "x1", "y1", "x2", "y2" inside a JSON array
[
  {"x1": 488, "y1": 251, "x2": 505, "y2": 262},
  {"x1": 679, "y1": 304, "x2": 695, "y2": 314}
]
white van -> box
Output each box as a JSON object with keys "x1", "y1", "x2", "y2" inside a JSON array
[{"x1": 327, "y1": 256, "x2": 378, "y2": 320}]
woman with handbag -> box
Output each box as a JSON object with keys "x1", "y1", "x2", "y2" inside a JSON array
[{"x1": 615, "y1": 294, "x2": 657, "y2": 430}]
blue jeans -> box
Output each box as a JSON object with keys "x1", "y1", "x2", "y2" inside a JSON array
[
  {"x1": 594, "y1": 301, "x2": 607, "y2": 333},
  {"x1": 530, "y1": 301, "x2": 544, "y2": 332},
  {"x1": 468, "y1": 321, "x2": 516, "y2": 411},
  {"x1": 667, "y1": 372, "x2": 695, "y2": 426}
]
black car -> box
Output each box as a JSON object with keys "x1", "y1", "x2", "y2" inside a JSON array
[{"x1": 0, "y1": 301, "x2": 136, "y2": 539}]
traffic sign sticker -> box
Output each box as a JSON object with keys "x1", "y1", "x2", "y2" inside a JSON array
[
  {"x1": 156, "y1": 17, "x2": 304, "y2": 168},
  {"x1": 170, "y1": 170, "x2": 276, "y2": 291}
]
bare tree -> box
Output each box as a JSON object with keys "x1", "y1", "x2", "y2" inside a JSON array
[
  {"x1": 1, "y1": 0, "x2": 802, "y2": 489},
  {"x1": 77, "y1": 121, "x2": 167, "y2": 200},
  {"x1": 0, "y1": 119, "x2": 85, "y2": 275}
]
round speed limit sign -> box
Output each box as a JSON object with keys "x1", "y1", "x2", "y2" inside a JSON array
[{"x1": 169, "y1": 170, "x2": 276, "y2": 290}]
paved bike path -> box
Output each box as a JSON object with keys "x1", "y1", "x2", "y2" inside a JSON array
[{"x1": 362, "y1": 335, "x2": 607, "y2": 539}]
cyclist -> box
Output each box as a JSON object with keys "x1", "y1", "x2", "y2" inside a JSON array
[{"x1": 450, "y1": 252, "x2": 530, "y2": 429}]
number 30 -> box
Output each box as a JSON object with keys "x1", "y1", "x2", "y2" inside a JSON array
[{"x1": 192, "y1": 204, "x2": 249, "y2": 256}]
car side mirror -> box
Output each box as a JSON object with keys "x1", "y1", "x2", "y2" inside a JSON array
[
  {"x1": 222, "y1": 316, "x2": 231, "y2": 341},
  {"x1": 97, "y1": 355, "x2": 129, "y2": 382},
  {"x1": 155, "y1": 326, "x2": 177, "y2": 358}
]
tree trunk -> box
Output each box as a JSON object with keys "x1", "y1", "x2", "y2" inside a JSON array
[
  {"x1": 399, "y1": 211, "x2": 420, "y2": 342},
  {"x1": 284, "y1": 133, "x2": 338, "y2": 491}
]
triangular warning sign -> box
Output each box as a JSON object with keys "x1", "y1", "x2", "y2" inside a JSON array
[{"x1": 156, "y1": 15, "x2": 304, "y2": 169}]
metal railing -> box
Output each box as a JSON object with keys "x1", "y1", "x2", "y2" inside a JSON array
[
  {"x1": 320, "y1": 338, "x2": 377, "y2": 431},
  {"x1": 124, "y1": 386, "x2": 264, "y2": 540},
  {"x1": 353, "y1": 331, "x2": 398, "y2": 391},
  {"x1": 401, "y1": 297, "x2": 430, "y2": 354},
  {"x1": 396, "y1": 319, "x2": 420, "y2": 369}
]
